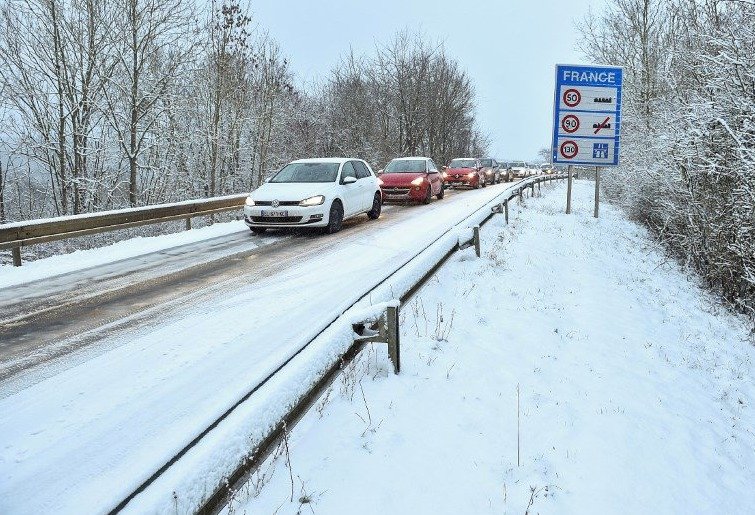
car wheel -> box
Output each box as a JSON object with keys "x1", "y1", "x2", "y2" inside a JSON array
[
  {"x1": 422, "y1": 186, "x2": 432, "y2": 205},
  {"x1": 325, "y1": 200, "x2": 343, "y2": 234},
  {"x1": 250, "y1": 227, "x2": 266, "y2": 235},
  {"x1": 367, "y1": 192, "x2": 382, "y2": 220},
  {"x1": 481, "y1": 175, "x2": 487, "y2": 188},
  {"x1": 436, "y1": 185, "x2": 444, "y2": 199}
]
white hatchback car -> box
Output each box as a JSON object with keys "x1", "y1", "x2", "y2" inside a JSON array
[{"x1": 243, "y1": 158, "x2": 382, "y2": 234}]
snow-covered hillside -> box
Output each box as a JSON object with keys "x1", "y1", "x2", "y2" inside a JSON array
[{"x1": 226, "y1": 180, "x2": 754, "y2": 514}]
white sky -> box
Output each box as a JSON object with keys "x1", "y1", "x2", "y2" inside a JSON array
[{"x1": 251, "y1": 0, "x2": 607, "y2": 162}]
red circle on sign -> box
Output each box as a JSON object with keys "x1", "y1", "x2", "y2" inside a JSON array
[
  {"x1": 563, "y1": 88, "x2": 581, "y2": 107},
  {"x1": 560, "y1": 140, "x2": 578, "y2": 159},
  {"x1": 561, "y1": 114, "x2": 580, "y2": 133}
]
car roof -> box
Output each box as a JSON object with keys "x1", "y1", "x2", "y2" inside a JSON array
[
  {"x1": 450, "y1": 157, "x2": 477, "y2": 160},
  {"x1": 291, "y1": 157, "x2": 358, "y2": 164},
  {"x1": 391, "y1": 156, "x2": 429, "y2": 161}
]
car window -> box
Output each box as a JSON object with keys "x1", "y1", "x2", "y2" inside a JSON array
[
  {"x1": 270, "y1": 162, "x2": 340, "y2": 183},
  {"x1": 384, "y1": 159, "x2": 426, "y2": 173},
  {"x1": 429, "y1": 160, "x2": 438, "y2": 172},
  {"x1": 449, "y1": 159, "x2": 477, "y2": 168},
  {"x1": 354, "y1": 161, "x2": 371, "y2": 179},
  {"x1": 341, "y1": 161, "x2": 357, "y2": 182},
  {"x1": 479, "y1": 159, "x2": 493, "y2": 167},
  {"x1": 492, "y1": 160, "x2": 498, "y2": 167}
]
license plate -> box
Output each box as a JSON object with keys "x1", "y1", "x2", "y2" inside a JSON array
[{"x1": 260, "y1": 210, "x2": 288, "y2": 217}]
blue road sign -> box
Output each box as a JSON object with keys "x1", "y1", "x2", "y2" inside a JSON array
[{"x1": 552, "y1": 64, "x2": 623, "y2": 166}]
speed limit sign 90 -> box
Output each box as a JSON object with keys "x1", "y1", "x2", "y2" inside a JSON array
[
  {"x1": 559, "y1": 140, "x2": 579, "y2": 159},
  {"x1": 561, "y1": 114, "x2": 579, "y2": 133}
]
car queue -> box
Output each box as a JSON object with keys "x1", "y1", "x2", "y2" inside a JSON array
[{"x1": 243, "y1": 155, "x2": 545, "y2": 234}]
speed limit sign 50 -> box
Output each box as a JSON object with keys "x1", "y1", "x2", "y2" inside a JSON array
[{"x1": 563, "y1": 88, "x2": 581, "y2": 107}]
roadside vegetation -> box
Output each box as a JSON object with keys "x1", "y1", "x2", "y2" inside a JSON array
[{"x1": 578, "y1": 0, "x2": 755, "y2": 321}]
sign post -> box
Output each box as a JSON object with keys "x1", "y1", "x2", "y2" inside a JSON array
[
  {"x1": 552, "y1": 64, "x2": 623, "y2": 216},
  {"x1": 566, "y1": 165, "x2": 573, "y2": 214},
  {"x1": 594, "y1": 166, "x2": 600, "y2": 218}
]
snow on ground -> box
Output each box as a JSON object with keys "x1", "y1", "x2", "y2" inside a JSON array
[
  {"x1": 0, "y1": 219, "x2": 251, "y2": 289},
  {"x1": 226, "y1": 180, "x2": 755, "y2": 514}
]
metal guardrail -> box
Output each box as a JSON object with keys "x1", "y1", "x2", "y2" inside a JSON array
[
  {"x1": 190, "y1": 174, "x2": 567, "y2": 514},
  {"x1": 103, "y1": 174, "x2": 566, "y2": 514},
  {"x1": 0, "y1": 194, "x2": 249, "y2": 266}
]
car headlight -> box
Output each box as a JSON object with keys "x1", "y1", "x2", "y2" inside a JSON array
[
  {"x1": 245, "y1": 197, "x2": 255, "y2": 206},
  {"x1": 442, "y1": 172, "x2": 448, "y2": 179},
  {"x1": 467, "y1": 172, "x2": 475, "y2": 178},
  {"x1": 299, "y1": 195, "x2": 325, "y2": 207},
  {"x1": 377, "y1": 177, "x2": 384, "y2": 186},
  {"x1": 411, "y1": 177, "x2": 425, "y2": 186}
]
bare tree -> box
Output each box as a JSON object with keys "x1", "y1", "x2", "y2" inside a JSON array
[{"x1": 104, "y1": 0, "x2": 196, "y2": 206}]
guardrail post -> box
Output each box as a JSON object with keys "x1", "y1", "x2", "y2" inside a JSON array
[
  {"x1": 518, "y1": 188, "x2": 523, "y2": 202},
  {"x1": 504, "y1": 199, "x2": 509, "y2": 224},
  {"x1": 473, "y1": 225, "x2": 481, "y2": 257},
  {"x1": 185, "y1": 217, "x2": 192, "y2": 231},
  {"x1": 530, "y1": 183, "x2": 535, "y2": 197},
  {"x1": 537, "y1": 180, "x2": 541, "y2": 195},
  {"x1": 12, "y1": 246, "x2": 22, "y2": 267},
  {"x1": 387, "y1": 305, "x2": 400, "y2": 374}
]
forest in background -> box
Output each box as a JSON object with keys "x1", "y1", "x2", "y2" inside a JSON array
[
  {"x1": 578, "y1": 0, "x2": 755, "y2": 320},
  {"x1": 0, "y1": 0, "x2": 488, "y2": 222}
]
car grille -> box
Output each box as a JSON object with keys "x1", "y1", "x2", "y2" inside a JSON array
[
  {"x1": 251, "y1": 216, "x2": 304, "y2": 223},
  {"x1": 253, "y1": 200, "x2": 300, "y2": 206},
  {"x1": 383, "y1": 187, "x2": 410, "y2": 195}
]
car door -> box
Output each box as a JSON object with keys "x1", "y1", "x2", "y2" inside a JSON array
[
  {"x1": 427, "y1": 159, "x2": 442, "y2": 195},
  {"x1": 339, "y1": 161, "x2": 361, "y2": 216},
  {"x1": 353, "y1": 160, "x2": 374, "y2": 210}
]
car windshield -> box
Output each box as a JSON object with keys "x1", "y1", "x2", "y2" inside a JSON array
[
  {"x1": 479, "y1": 159, "x2": 493, "y2": 167},
  {"x1": 511, "y1": 161, "x2": 526, "y2": 168},
  {"x1": 449, "y1": 159, "x2": 476, "y2": 168},
  {"x1": 384, "y1": 159, "x2": 426, "y2": 173},
  {"x1": 270, "y1": 162, "x2": 340, "y2": 183}
]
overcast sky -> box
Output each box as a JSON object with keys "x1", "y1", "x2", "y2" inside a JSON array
[{"x1": 251, "y1": 0, "x2": 606, "y2": 162}]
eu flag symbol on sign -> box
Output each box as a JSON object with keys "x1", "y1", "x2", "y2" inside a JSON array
[{"x1": 593, "y1": 143, "x2": 609, "y2": 159}]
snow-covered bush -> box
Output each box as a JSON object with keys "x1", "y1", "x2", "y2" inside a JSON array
[{"x1": 579, "y1": 0, "x2": 755, "y2": 319}]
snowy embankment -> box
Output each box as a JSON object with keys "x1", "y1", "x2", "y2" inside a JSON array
[{"x1": 227, "y1": 180, "x2": 755, "y2": 514}]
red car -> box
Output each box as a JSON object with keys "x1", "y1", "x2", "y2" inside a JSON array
[
  {"x1": 443, "y1": 158, "x2": 486, "y2": 188},
  {"x1": 378, "y1": 157, "x2": 445, "y2": 204}
]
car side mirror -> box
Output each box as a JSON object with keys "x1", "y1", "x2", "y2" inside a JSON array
[
  {"x1": 377, "y1": 169, "x2": 384, "y2": 175},
  {"x1": 342, "y1": 176, "x2": 358, "y2": 185},
  {"x1": 441, "y1": 165, "x2": 447, "y2": 170}
]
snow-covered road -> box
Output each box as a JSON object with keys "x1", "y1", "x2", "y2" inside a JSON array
[
  {"x1": 228, "y1": 180, "x2": 755, "y2": 514},
  {"x1": 0, "y1": 180, "x2": 529, "y2": 514}
]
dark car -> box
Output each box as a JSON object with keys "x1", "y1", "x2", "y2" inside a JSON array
[
  {"x1": 478, "y1": 158, "x2": 502, "y2": 184},
  {"x1": 496, "y1": 160, "x2": 513, "y2": 182}
]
